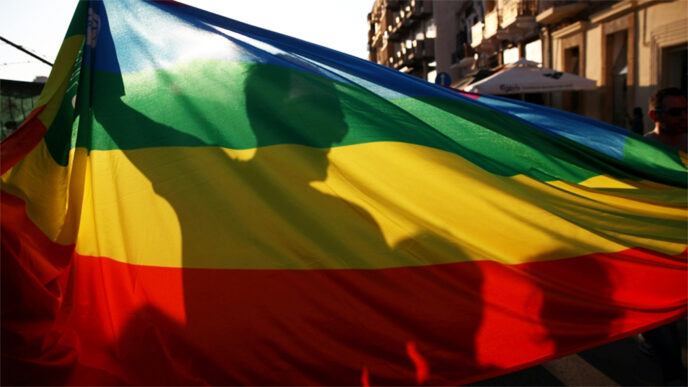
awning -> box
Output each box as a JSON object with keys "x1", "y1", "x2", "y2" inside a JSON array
[{"x1": 463, "y1": 59, "x2": 596, "y2": 95}]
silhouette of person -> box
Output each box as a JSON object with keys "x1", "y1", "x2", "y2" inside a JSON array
[
  {"x1": 536, "y1": 256, "x2": 622, "y2": 354},
  {"x1": 80, "y1": 3, "x2": 487, "y2": 384},
  {"x1": 93, "y1": 60, "x2": 486, "y2": 385},
  {"x1": 627, "y1": 107, "x2": 644, "y2": 135}
]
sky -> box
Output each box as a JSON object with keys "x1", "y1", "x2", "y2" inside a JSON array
[{"x1": 0, "y1": 0, "x2": 373, "y2": 82}]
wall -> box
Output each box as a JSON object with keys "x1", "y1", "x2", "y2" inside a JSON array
[
  {"x1": 550, "y1": 0, "x2": 687, "y2": 127},
  {"x1": 634, "y1": 0, "x2": 688, "y2": 130},
  {"x1": 432, "y1": 1, "x2": 462, "y2": 83}
]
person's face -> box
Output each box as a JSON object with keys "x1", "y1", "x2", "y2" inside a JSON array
[{"x1": 654, "y1": 95, "x2": 687, "y2": 135}]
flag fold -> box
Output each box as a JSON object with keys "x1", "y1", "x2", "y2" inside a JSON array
[{"x1": 2, "y1": 0, "x2": 686, "y2": 385}]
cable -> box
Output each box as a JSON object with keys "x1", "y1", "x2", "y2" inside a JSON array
[{"x1": 0, "y1": 36, "x2": 53, "y2": 66}]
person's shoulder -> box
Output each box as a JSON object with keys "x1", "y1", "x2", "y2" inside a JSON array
[
  {"x1": 644, "y1": 130, "x2": 687, "y2": 152},
  {"x1": 644, "y1": 130, "x2": 659, "y2": 139}
]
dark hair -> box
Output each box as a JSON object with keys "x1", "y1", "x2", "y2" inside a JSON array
[{"x1": 649, "y1": 87, "x2": 685, "y2": 111}]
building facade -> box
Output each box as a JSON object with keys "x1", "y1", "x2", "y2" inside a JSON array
[
  {"x1": 367, "y1": 0, "x2": 688, "y2": 130},
  {"x1": 0, "y1": 79, "x2": 45, "y2": 140},
  {"x1": 367, "y1": 0, "x2": 440, "y2": 80},
  {"x1": 543, "y1": 0, "x2": 688, "y2": 127}
]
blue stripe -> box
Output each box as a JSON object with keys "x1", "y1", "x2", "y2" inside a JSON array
[
  {"x1": 90, "y1": 0, "x2": 649, "y2": 167},
  {"x1": 91, "y1": 0, "x2": 471, "y2": 102},
  {"x1": 471, "y1": 93, "x2": 630, "y2": 160}
]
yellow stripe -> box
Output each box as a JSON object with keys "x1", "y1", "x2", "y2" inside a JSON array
[
  {"x1": 57, "y1": 143, "x2": 685, "y2": 269},
  {"x1": 1, "y1": 140, "x2": 87, "y2": 245},
  {"x1": 3, "y1": 142, "x2": 684, "y2": 269},
  {"x1": 36, "y1": 35, "x2": 84, "y2": 129}
]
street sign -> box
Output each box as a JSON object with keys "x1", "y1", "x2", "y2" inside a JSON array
[{"x1": 435, "y1": 72, "x2": 451, "y2": 87}]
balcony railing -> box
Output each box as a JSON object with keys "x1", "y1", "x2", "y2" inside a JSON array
[
  {"x1": 501, "y1": 0, "x2": 539, "y2": 28},
  {"x1": 536, "y1": 1, "x2": 587, "y2": 25},
  {"x1": 470, "y1": 22, "x2": 484, "y2": 48},
  {"x1": 484, "y1": 9, "x2": 499, "y2": 39},
  {"x1": 390, "y1": 38, "x2": 435, "y2": 69}
]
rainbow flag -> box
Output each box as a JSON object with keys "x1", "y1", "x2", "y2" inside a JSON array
[{"x1": 2, "y1": 0, "x2": 686, "y2": 385}]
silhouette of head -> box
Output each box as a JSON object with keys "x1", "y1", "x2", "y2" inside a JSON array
[{"x1": 244, "y1": 57, "x2": 348, "y2": 181}]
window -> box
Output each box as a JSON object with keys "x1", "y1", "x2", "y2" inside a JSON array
[
  {"x1": 564, "y1": 46, "x2": 580, "y2": 75},
  {"x1": 563, "y1": 46, "x2": 581, "y2": 114}
]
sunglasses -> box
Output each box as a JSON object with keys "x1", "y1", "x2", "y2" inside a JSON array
[{"x1": 654, "y1": 106, "x2": 688, "y2": 116}]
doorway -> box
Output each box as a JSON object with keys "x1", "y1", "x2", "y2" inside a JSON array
[
  {"x1": 605, "y1": 30, "x2": 628, "y2": 128},
  {"x1": 662, "y1": 44, "x2": 688, "y2": 91}
]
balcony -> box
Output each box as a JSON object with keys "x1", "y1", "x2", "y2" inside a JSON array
[
  {"x1": 389, "y1": 10, "x2": 419, "y2": 40},
  {"x1": 402, "y1": 11, "x2": 415, "y2": 27},
  {"x1": 471, "y1": 21, "x2": 499, "y2": 52},
  {"x1": 391, "y1": 38, "x2": 434, "y2": 69},
  {"x1": 536, "y1": 1, "x2": 587, "y2": 25},
  {"x1": 470, "y1": 21, "x2": 484, "y2": 48},
  {"x1": 471, "y1": 9, "x2": 501, "y2": 53},
  {"x1": 501, "y1": 0, "x2": 537, "y2": 27},
  {"x1": 392, "y1": 45, "x2": 406, "y2": 69},
  {"x1": 388, "y1": 23, "x2": 400, "y2": 41},
  {"x1": 500, "y1": 0, "x2": 538, "y2": 41},
  {"x1": 484, "y1": 9, "x2": 499, "y2": 39},
  {"x1": 395, "y1": 13, "x2": 403, "y2": 27},
  {"x1": 405, "y1": 47, "x2": 416, "y2": 64},
  {"x1": 387, "y1": 22, "x2": 402, "y2": 41}
]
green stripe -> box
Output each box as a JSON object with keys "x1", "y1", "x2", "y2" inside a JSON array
[
  {"x1": 622, "y1": 136, "x2": 687, "y2": 185},
  {"x1": 44, "y1": 60, "x2": 681, "y2": 183},
  {"x1": 81, "y1": 60, "x2": 462, "y2": 151},
  {"x1": 64, "y1": 1, "x2": 88, "y2": 39},
  {"x1": 43, "y1": 44, "x2": 84, "y2": 166}
]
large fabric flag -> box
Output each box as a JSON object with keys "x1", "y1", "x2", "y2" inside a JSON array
[{"x1": 2, "y1": 0, "x2": 686, "y2": 385}]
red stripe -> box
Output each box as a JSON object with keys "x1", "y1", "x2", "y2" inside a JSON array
[
  {"x1": 1, "y1": 190, "x2": 79, "y2": 384},
  {"x1": 0, "y1": 106, "x2": 47, "y2": 174},
  {"x1": 62, "y1": 251, "x2": 685, "y2": 385},
  {"x1": 2, "y1": 192, "x2": 687, "y2": 385},
  {"x1": 457, "y1": 90, "x2": 481, "y2": 100}
]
